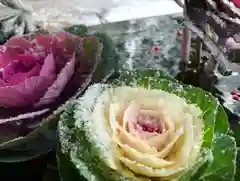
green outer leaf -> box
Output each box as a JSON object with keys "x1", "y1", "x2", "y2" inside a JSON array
[
  {"x1": 57, "y1": 103, "x2": 88, "y2": 181},
  {"x1": 0, "y1": 110, "x2": 60, "y2": 162},
  {"x1": 90, "y1": 32, "x2": 119, "y2": 81},
  {"x1": 235, "y1": 148, "x2": 240, "y2": 181},
  {"x1": 178, "y1": 155, "x2": 209, "y2": 181},
  {"x1": 179, "y1": 135, "x2": 237, "y2": 181},
  {"x1": 197, "y1": 135, "x2": 237, "y2": 181},
  {"x1": 57, "y1": 102, "x2": 88, "y2": 181},
  {"x1": 58, "y1": 69, "x2": 237, "y2": 181},
  {"x1": 57, "y1": 149, "x2": 85, "y2": 181},
  {"x1": 214, "y1": 105, "x2": 229, "y2": 135}
]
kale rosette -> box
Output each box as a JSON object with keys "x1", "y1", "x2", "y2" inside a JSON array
[
  {"x1": 0, "y1": 24, "x2": 118, "y2": 162},
  {"x1": 58, "y1": 69, "x2": 237, "y2": 181}
]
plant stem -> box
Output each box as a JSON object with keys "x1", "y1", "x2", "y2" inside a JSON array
[
  {"x1": 181, "y1": 27, "x2": 191, "y2": 64},
  {"x1": 196, "y1": 37, "x2": 202, "y2": 71}
]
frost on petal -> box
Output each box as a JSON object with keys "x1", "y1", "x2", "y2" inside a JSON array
[
  {"x1": 35, "y1": 54, "x2": 76, "y2": 107},
  {"x1": 0, "y1": 76, "x2": 55, "y2": 107}
]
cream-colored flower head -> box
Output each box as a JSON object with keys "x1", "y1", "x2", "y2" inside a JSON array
[{"x1": 92, "y1": 86, "x2": 204, "y2": 180}]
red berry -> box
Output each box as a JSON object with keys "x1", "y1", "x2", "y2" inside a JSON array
[{"x1": 151, "y1": 45, "x2": 160, "y2": 53}]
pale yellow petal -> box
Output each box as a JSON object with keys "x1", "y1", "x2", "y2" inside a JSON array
[
  {"x1": 155, "y1": 127, "x2": 184, "y2": 158},
  {"x1": 118, "y1": 144, "x2": 174, "y2": 168},
  {"x1": 169, "y1": 114, "x2": 194, "y2": 165},
  {"x1": 146, "y1": 131, "x2": 170, "y2": 150},
  {"x1": 144, "y1": 115, "x2": 175, "y2": 150},
  {"x1": 136, "y1": 98, "x2": 160, "y2": 111},
  {"x1": 139, "y1": 109, "x2": 162, "y2": 118},
  {"x1": 119, "y1": 157, "x2": 184, "y2": 177},
  {"x1": 163, "y1": 115, "x2": 175, "y2": 133},
  {"x1": 109, "y1": 103, "x2": 125, "y2": 132},
  {"x1": 98, "y1": 86, "x2": 203, "y2": 179},
  {"x1": 122, "y1": 102, "x2": 139, "y2": 129},
  {"x1": 116, "y1": 124, "x2": 158, "y2": 154}
]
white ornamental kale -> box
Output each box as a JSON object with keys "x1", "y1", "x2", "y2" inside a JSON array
[{"x1": 58, "y1": 69, "x2": 237, "y2": 181}]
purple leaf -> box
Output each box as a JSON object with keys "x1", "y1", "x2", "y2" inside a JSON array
[
  {"x1": 2, "y1": 55, "x2": 41, "y2": 85},
  {"x1": 40, "y1": 53, "x2": 56, "y2": 77},
  {"x1": 35, "y1": 34, "x2": 57, "y2": 50},
  {"x1": 0, "y1": 79, "x2": 8, "y2": 87},
  {"x1": 35, "y1": 54, "x2": 76, "y2": 107},
  {"x1": 14, "y1": 54, "x2": 39, "y2": 68},
  {"x1": 0, "y1": 37, "x2": 34, "y2": 67},
  {"x1": 6, "y1": 64, "x2": 41, "y2": 85},
  {"x1": 0, "y1": 76, "x2": 55, "y2": 107},
  {"x1": 0, "y1": 46, "x2": 24, "y2": 67},
  {"x1": 55, "y1": 32, "x2": 80, "y2": 54},
  {"x1": 6, "y1": 36, "x2": 33, "y2": 49}
]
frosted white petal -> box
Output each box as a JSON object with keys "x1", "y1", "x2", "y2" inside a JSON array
[{"x1": 77, "y1": 85, "x2": 204, "y2": 180}]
